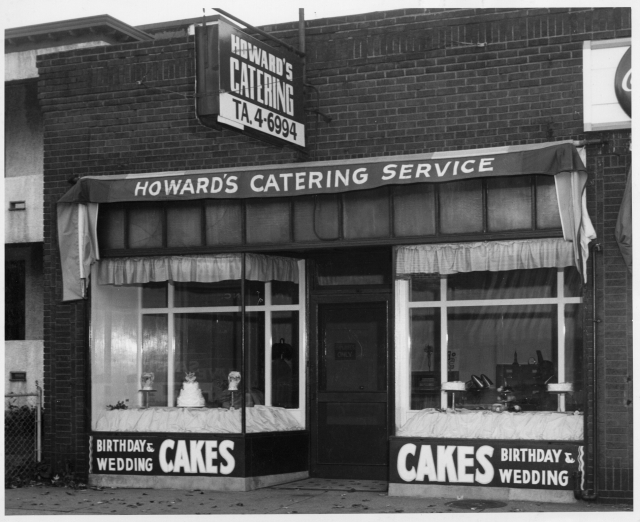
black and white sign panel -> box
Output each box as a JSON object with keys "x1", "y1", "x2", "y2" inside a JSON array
[
  {"x1": 390, "y1": 437, "x2": 582, "y2": 490},
  {"x1": 196, "y1": 17, "x2": 305, "y2": 148}
]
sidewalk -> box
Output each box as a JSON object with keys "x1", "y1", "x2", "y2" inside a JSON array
[{"x1": 4, "y1": 479, "x2": 634, "y2": 517}]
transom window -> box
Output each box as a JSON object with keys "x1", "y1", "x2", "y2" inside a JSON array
[{"x1": 97, "y1": 176, "x2": 562, "y2": 255}]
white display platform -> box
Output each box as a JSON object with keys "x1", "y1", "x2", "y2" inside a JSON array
[
  {"x1": 95, "y1": 405, "x2": 302, "y2": 433},
  {"x1": 397, "y1": 409, "x2": 583, "y2": 440}
]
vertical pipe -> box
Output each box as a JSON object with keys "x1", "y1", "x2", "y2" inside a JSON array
[
  {"x1": 298, "y1": 260, "x2": 307, "y2": 423},
  {"x1": 167, "y1": 282, "x2": 175, "y2": 407},
  {"x1": 389, "y1": 247, "x2": 396, "y2": 435},
  {"x1": 299, "y1": 9, "x2": 306, "y2": 86},
  {"x1": 440, "y1": 277, "x2": 448, "y2": 409},
  {"x1": 137, "y1": 288, "x2": 143, "y2": 408},
  {"x1": 241, "y1": 253, "x2": 246, "y2": 435},
  {"x1": 36, "y1": 381, "x2": 42, "y2": 462},
  {"x1": 557, "y1": 268, "x2": 566, "y2": 412},
  {"x1": 265, "y1": 281, "x2": 273, "y2": 406},
  {"x1": 586, "y1": 243, "x2": 601, "y2": 499}
]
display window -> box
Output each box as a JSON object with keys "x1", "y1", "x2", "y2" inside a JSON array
[
  {"x1": 90, "y1": 254, "x2": 306, "y2": 434},
  {"x1": 394, "y1": 239, "x2": 584, "y2": 440}
]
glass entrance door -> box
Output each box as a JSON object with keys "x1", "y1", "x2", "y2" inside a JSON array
[{"x1": 311, "y1": 298, "x2": 389, "y2": 479}]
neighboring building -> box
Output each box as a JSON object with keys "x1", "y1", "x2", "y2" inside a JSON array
[
  {"x1": 4, "y1": 18, "x2": 152, "y2": 401},
  {"x1": 12, "y1": 7, "x2": 633, "y2": 505}
]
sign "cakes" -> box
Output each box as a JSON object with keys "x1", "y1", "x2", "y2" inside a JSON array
[
  {"x1": 390, "y1": 438, "x2": 582, "y2": 490},
  {"x1": 90, "y1": 435, "x2": 240, "y2": 477}
]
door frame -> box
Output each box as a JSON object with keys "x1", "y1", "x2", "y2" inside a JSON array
[{"x1": 308, "y1": 292, "x2": 393, "y2": 479}]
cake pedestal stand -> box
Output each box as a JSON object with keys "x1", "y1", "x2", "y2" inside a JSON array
[
  {"x1": 441, "y1": 383, "x2": 466, "y2": 411},
  {"x1": 139, "y1": 389, "x2": 156, "y2": 409},
  {"x1": 547, "y1": 389, "x2": 567, "y2": 412},
  {"x1": 547, "y1": 383, "x2": 573, "y2": 413}
]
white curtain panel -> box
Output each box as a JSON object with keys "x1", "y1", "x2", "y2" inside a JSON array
[
  {"x1": 98, "y1": 253, "x2": 299, "y2": 285},
  {"x1": 396, "y1": 238, "x2": 575, "y2": 276}
]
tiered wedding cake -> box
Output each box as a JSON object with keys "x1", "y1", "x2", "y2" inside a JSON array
[{"x1": 177, "y1": 372, "x2": 205, "y2": 407}]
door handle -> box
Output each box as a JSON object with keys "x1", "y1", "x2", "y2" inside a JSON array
[{"x1": 359, "y1": 386, "x2": 364, "y2": 390}]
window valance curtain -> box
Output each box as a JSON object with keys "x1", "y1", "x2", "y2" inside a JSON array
[
  {"x1": 395, "y1": 238, "x2": 575, "y2": 276},
  {"x1": 97, "y1": 253, "x2": 299, "y2": 286}
]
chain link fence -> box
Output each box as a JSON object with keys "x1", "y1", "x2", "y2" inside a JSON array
[{"x1": 4, "y1": 383, "x2": 42, "y2": 484}]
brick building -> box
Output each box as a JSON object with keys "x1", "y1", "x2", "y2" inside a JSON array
[{"x1": 25, "y1": 7, "x2": 634, "y2": 503}]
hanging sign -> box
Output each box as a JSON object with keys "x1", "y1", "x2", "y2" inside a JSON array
[
  {"x1": 390, "y1": 438, "x2": 582, "y2": 490},
  {"x1": 196, "y1": 17, "x2": 305, "y2": 148},
  {"x1": 89, "y1": 434, "x2": 242, "y2": 477}
]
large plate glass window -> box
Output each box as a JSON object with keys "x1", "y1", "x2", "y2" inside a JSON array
[
  {"x1": 90, "y1": 255, "x2": 305, "y2": 433},
  {"x1": 395, "y1": 241, "x2": 583, "y2": 426},
  {"x1": 404, "y1": 267, "x2": 582, "y2": 412}
]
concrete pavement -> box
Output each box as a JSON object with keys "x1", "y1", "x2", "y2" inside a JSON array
[{"x1": 3, "y1": 481, "x2": 634, "y2": 517}]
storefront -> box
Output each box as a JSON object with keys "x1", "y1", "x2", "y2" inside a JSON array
[{"x1": 55, "y1": 140, "x2": 594, "y2": 499}]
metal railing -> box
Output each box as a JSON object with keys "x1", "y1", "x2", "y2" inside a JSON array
[{"x1": 4, "y1": 382, "x2": 42, "y2": 483}]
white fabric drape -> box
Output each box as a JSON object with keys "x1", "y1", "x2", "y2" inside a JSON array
[
  {"x1": 397, "y1": 409, "x2": 583, "y2": 440},
  {"x1": 97, "y1": 253, "x2": 299, "y2": 285},
  {"x1": 555, "y1": 170, "x2": 597, "y2": 282},
  {"x1": 396, "y1": 238, "x2": 575, "y2": 276},
  {"x1": 94, "y1": 406, "x2": 302, "y2": 434},
  {"x1": 58, "y1": 202, "x2": 100, "y2": 301}
]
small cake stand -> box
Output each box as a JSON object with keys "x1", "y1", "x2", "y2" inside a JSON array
[
  {"x1": 138, "y1": 389, "x2": 156, "y2": 409},
  {"x1": 441, "y1": 382, "x2": 466, "y2": 410},
  {"x1": 547, "y1": 382, "x2": 573, "y2": 412}
]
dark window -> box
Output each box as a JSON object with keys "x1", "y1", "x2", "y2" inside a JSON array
[
  {"x1": 439, "y1": 179, "x2": 484, "y2": 234},
  {"x1": 314, "y1": 249, "x2": 391, "y2": 288},
  {"x1": 487, "y1": 176, "x2": 532, "y2": 231},
  {"x1": 5, "y1": 260, "x2": 25, "y2": 340},
  {"x1": 393, "y1": 184, "x2": 436, "y2": 237},
  {"x1": 535, "y1": 175, "x2": 562, "y2": 229},
  {"x1": 205, "y1": 200, "x2": 243, "y2": 245},
  {"x1": 128, "y1": 204, "x2": 163, "y2": 248},
  {"x1": 293, "y1": 195, "x2": 340, "y2": 241},
  {"x1": 245, "y1": 200, "x2": 291, "y2": 243},
  {"x1": 342, "y1": 187, "x2": 390, "y2": 239},
  {"x1": 167, "y1": 203, "x2": 202, "y2": 247},
  {"x1": 97, "y1": 205, "x2": 126, "y2": 249}
]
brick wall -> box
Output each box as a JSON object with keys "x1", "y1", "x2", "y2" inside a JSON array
[
  {"x1": 583, "y1": 132, "x2": 633, "y2": 502},
  {"x1": 38, "y1": 7, "x2": 631, "y2": 500}
]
